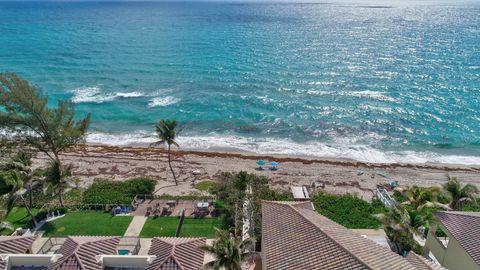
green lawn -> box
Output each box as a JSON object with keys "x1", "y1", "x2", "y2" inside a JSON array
[
  {"x1": 180, "y1": 217, "x2": 223, "y2": 238},
  {"x1": 41, "y1": 211, "x2": 132, "y2": 237},
  {"x1": 140, "y1": 217, "x2": 179, "y2": 238},
  {"x1": 1, "y1": 207, "x2": 39, "y2": 235}
]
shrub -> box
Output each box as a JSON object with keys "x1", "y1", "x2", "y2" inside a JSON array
[
  {"x1": 393, "y1": 190, "x2": 407, "y2": 203},
  {"x1": 83, "y1": 177, "x2": 156, "y2": 204},
  {"x1": 35, "y1": 207, "x2": 68, "y2": 222},
  {"x1": 31, "y1": 187, "x2": 84, "y2": 208},
  {"x1": 462, "y1": 197, "x2": 480, "y2": 212},
  {"x1": 312, "y1": 193, "x2": 387, "y2": 229},
  {"x1": 210, "y1": 171, "x2": 292, "y2": 251},
  {"x1": 194, "y1": 180, "x2": 216, "y2": 192}
]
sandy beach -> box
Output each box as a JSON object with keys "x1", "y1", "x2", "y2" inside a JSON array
[{"x1": 30, "y1": 144, "x2": 480, "y2": 201}]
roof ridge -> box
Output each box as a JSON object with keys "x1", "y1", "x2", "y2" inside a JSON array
[
  {"x1": 437, "y1": 211, "x2": 480, "y2": 217},
  {"x1": 171, "y1": 253, "x2": 185, "y2": 270},
  {"x1": 74, "y1": 252, "x2": 86, "y2": 270},
  {"x1": 284, "y1": 203, "x2": 374, "y2": 270}
]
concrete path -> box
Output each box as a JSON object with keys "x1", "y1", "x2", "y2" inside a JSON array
[{"x1": 124, "y1": 216, "x2": 148, "y2": 237}]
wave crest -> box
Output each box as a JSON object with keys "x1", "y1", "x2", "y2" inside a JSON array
[
  {"x1": 71, "y1": 86, "x2": 145, "y2": 103},
  {"x1": 85, "y1": 132, "x2": 480, "y2": 165},
  {"x1": 148, "y1": 96, "x2": 180, "y2": 107}
]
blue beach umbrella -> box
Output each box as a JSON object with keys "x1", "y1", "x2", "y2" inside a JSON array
[
  {"x1": 269, "y1": 161, "x2": 279, "y2": 167},
  {"x1": 256, "y1": 160, "x2": 267, "y2": 166}
]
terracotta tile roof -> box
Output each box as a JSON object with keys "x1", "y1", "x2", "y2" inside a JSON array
[
  {"x1": 406, "y1": 252, "x2": 446, "y2": 270},
  {"x1": 147, "y1": 237, "x2": 206, "y2": 270},
  {"x1": 48, "y1": 236, "x2": 120, "y2": 270},
  {"x1": 0, "y1": 236, "x2": 36, "y2": 269},
  {"x1": 434, "y1": 211, "x2": 480, "y2": 265},
  {"x1": 262, "y1": 201, "x2": 432, "y2": 270}
]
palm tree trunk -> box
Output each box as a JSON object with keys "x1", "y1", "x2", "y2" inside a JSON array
[
  {"x1": 168, "y1": 144, "x2": 178, "y2": 186},
  {"x1": 58, "y1": 191, "x2": 64, "y2": 207},
  {"x1": 19, "y1": 195, "x2": 37, "y2": 227},
  {"x1": 28, "y1": 184, "x2": 33, "y2": 210}
]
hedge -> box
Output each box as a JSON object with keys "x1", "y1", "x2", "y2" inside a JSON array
[
  {"x1": 312, "y1": 193, "x2": 387, "y2": 229},
  {"x1": 83, "y1": 177, "x2": 157, "y2": 204}
]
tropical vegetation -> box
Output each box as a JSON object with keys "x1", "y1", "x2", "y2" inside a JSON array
[
  {"x1": 444, "y1": 177, "x2": 478, "y2": 210},
  {"x1": 0, "y1": 72, "x2": 90, "y2": 165},
  {"x1": 0, "y1": 151, "x2": 41, "y2": 226},
  {"x1": 375, "y1": 206, "x2": 423, "y2": 256},
  {"x1": 312, "y1": 193, "x2": 386, "y2": 229},
  {"x1": 43, "y1": 160, "x2": 75, "y2": 207},
  {"x1": 152, "y1": 119, "x2": 179, "y2": 185},
  {"x1": 201, "y1": 228, "x2": 255, "y2": 270},
  {"x1": 378, "y1": 178, "x2": 479, "y2": 256},
  {"x1": 83, "y1": 178, "x2": 156, "y2": 204},
  {"x1": 210, "y1": 171, "x2": 292, "y2": 247}
]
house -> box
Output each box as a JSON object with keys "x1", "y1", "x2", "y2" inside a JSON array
[
  {"x1": 261, "y1": 201, "x2": 442, "y2": 270},
  {"x1": 425, "y1": 211, "x2": 480, "y2": 270},
  {"x1": 0, "y1": 236, "x2": 37, "y2": 269},
  {"x1": 146, "y1": 237, "x2": 206, "y2": 270}
]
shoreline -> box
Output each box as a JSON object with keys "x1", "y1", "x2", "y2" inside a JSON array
[
  {"x1": 83, "y1": 143, "x2": 480, "y2": 172},
  {"x1": 30, "y1": 143, "x2": 480, "y2": 201},
  {"x1": 85, "y1": 132, "x2": 480, "y2": 166}
]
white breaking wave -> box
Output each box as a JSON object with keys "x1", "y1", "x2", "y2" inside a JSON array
[
  {"x1": 148, "y1": 96, "x2": 180, "y2": 107},
  {"x1": 85, "y1": 132, "x2": 480, "y2": 165},
  {"x1": 116, "y1": 91, "x2": 144, "y2": 98},
  {"x1": 71, "y1": 86, "x2": 145, "y2": 103}
]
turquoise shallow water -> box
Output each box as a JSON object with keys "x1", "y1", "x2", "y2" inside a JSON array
[{"x1": 1, "y1": 0, "x2": 480, "y2": 163}]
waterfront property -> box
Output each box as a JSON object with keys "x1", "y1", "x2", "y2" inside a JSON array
[
  {"x1": 261, "y1": 201, "x2": 443, "y2": 270},
  {"x1": 425, "y1": 211, "x2": 480, "y2": 270},
  {"x1": 0, "y1": 236, "x2": 37, "y2": 269},
  {"x1": 147, "y1": 237, "x2": 206, "y2": 269},
  {"x1": 1, "y1": 200, "x2": 472, "y2": 269},
  {"x1": 0, "y1": 236, "x2": 208, "y2": 270}
]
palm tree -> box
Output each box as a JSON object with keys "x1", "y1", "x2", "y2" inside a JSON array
[
  {"x1": 200, "y1": 228, "x2": 254, "y2": 270},
  {"x1": 43, "y1": 160, "x2": 74, "y2": 207},
  {"x1": 0, "y1": 209, "x2": 13, "y2": 232},
  {"x1": 375, "y1": 207, "x2": 420, "y2": 256},
  {"x1": 444, "y1": 177, "x2": 479, "y2": 210},
  {"x1": 0, "y1": 152, "x2": 41, "y2": 227},
  {"x1": 402, "y1": 185, "x2": 449, "y2": 211},
  {"x1": 152, "y1": 119, "x2": 179, "y2": 186}
]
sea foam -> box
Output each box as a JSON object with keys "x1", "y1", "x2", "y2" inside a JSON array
[
  {"x1": 85, "y1": 132, "x2": 480, "y2": 165},
  {"x1": 148, "y1": 96, "x2": 180, "y2": 107},
  {"x1": 71, "y1": 86, "x2": 145, "y2": 103}
]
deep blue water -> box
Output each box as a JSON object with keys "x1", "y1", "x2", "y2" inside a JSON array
[{"x1": 1, "y1": 0, "x2": 479, "y2": 163}]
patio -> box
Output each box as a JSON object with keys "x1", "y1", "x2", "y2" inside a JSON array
[{"x1": 132, "y1": 199, "x2": 214, "y2": 218}]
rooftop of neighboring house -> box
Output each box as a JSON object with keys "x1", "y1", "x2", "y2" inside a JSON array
[
  {"x1": 261, "y1": 201, "x2": 441, "y2": 270},
  {"x1": 434, "y1": 211, "x2": 480, "y2": 265}
]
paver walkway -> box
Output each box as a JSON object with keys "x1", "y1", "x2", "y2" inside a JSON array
[{"x1": 124, "y1": 216, "x2": 148, "y2": 237}]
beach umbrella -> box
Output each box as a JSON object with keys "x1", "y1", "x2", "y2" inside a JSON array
[
  {"x1": 269, "y1": 161, "x2": 279, "y2": 167},
  {"x1": 256, "y1": 160, "x2": 267, "y2": 166}
]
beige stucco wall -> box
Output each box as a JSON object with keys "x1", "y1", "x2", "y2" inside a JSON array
[{"x1": 426, "y1": 224, "x2": 480, "y2": 270}]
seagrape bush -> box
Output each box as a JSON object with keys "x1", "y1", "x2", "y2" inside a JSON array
[
  {"x1": 83, "y1": 177, "x2": 157, "y2": 204},
  {"x1": 312, "y1": 193, "x2": 387, "y2": 229}
]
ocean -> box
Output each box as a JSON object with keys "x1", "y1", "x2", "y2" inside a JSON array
[{"x1": 0, "y1": 0, "x2": 479, "y2": 164}]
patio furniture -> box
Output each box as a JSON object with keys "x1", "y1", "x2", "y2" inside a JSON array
[
  {"x1": 197, "y1": 202, "x2": 209, "y2": 209},
  {"x1": 146, "y1": 207, "x2": 152, "y2": 216}
]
